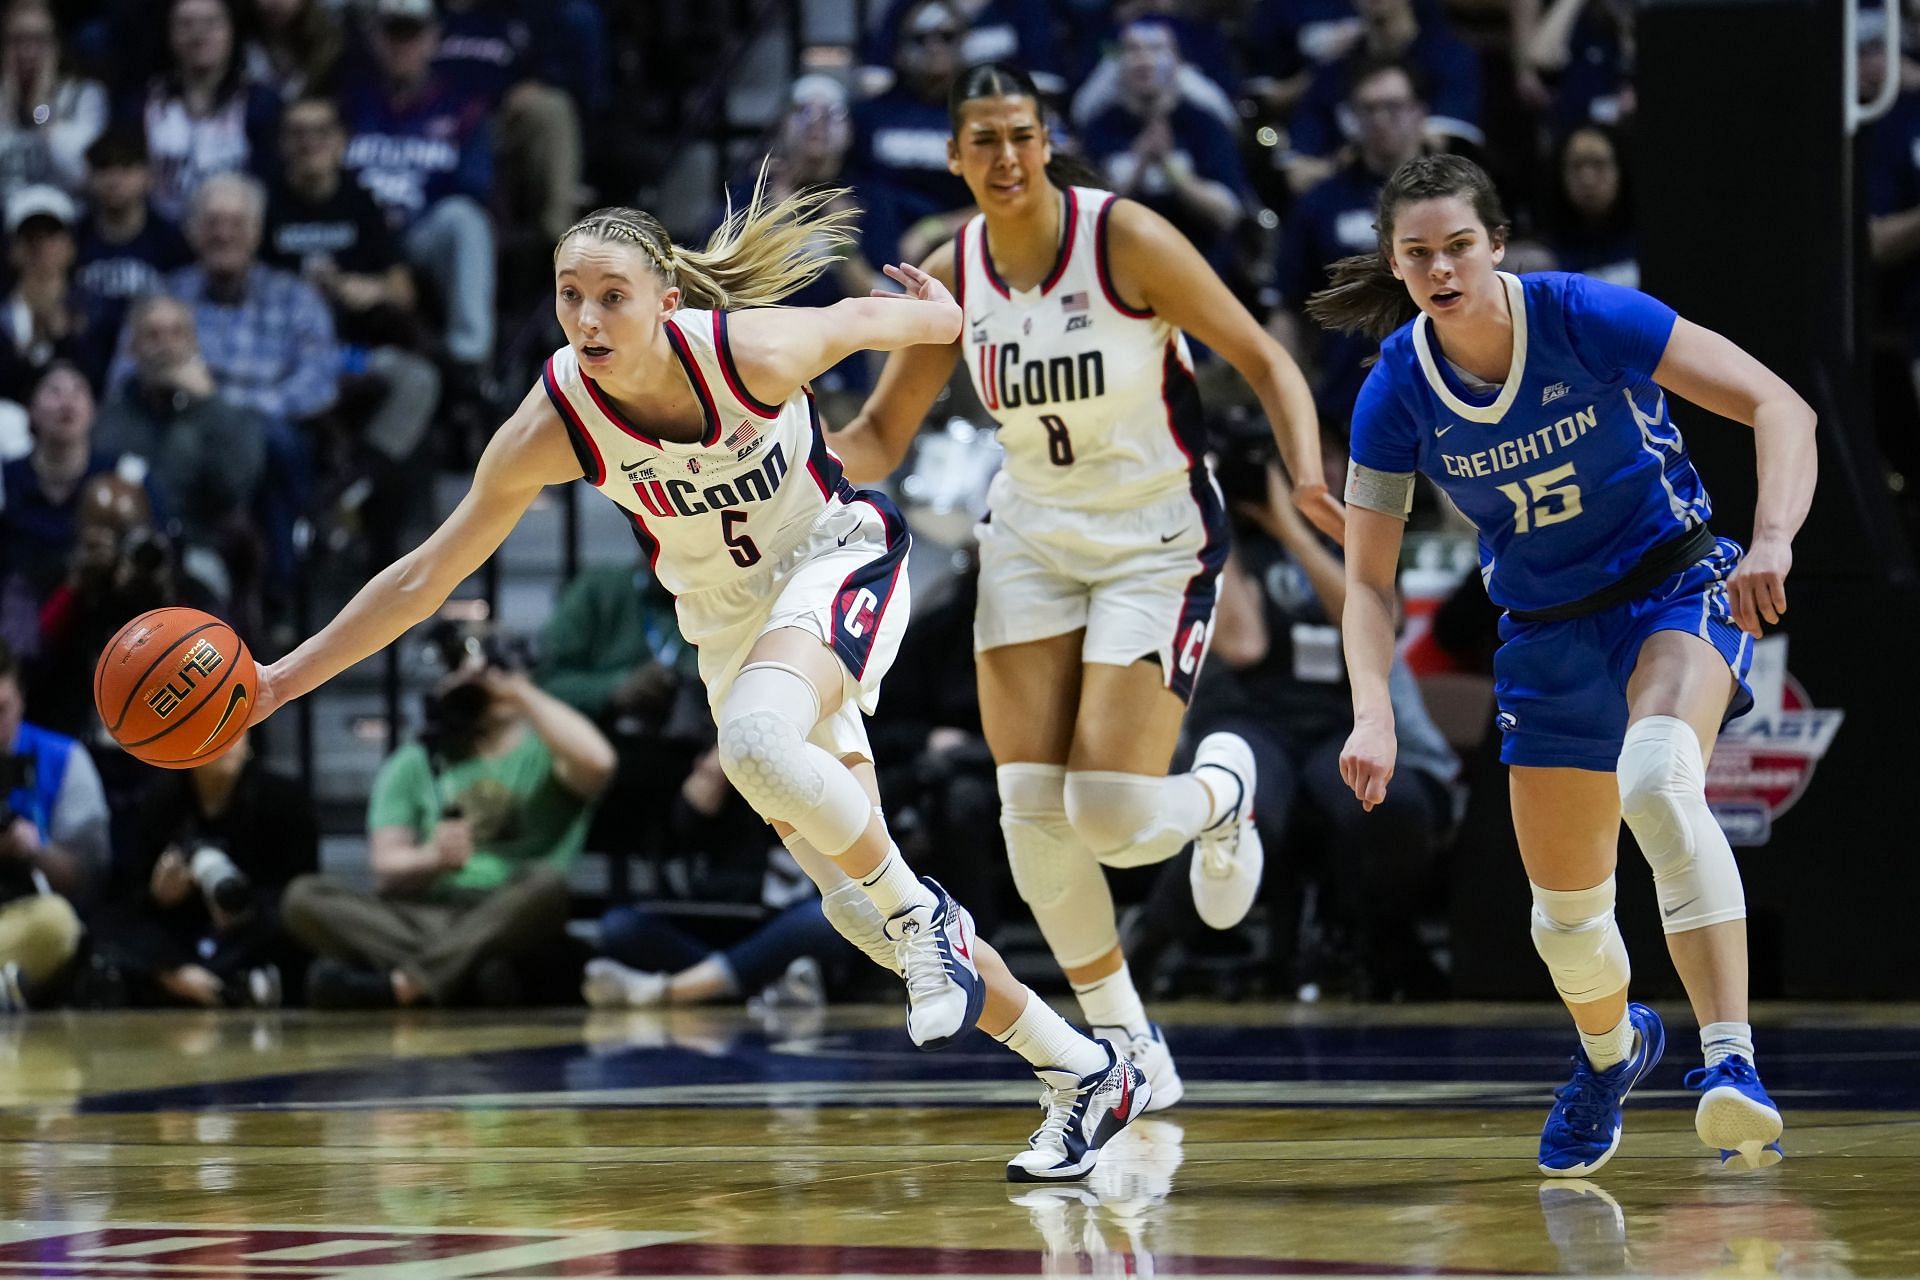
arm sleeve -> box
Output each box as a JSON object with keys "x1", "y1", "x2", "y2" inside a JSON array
[
  {"x1": 1562, "y1": 273, "x2": 1679, "y2": 382},
  {"x1": 1348, "y1": 358, "x2": 1421, "y2": 475}
]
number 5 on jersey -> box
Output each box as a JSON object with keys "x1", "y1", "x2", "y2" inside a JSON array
[{"x1": 1497, "y1": 462, "x2": 1583, "y2": 534}]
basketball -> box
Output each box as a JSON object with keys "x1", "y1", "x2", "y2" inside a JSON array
[{"x1": 93, "y1": 607, "x2": 256, "y2": 769}]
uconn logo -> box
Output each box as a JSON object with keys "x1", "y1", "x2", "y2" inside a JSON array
[
  {"x1": 629, "y1": 442, "x2": 789, "y2": 518},
  {"x1": 976, "y1": 343, "x2": 1105, "y2": 412}
]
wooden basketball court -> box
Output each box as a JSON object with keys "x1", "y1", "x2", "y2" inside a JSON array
[{"x1": 4, "y1": 1003, "x2": 1916, "y2": 1277}]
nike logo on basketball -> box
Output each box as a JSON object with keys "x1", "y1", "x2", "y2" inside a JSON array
[{"x1": 196, "y1": 683, "x2": 249, "y2": 753}]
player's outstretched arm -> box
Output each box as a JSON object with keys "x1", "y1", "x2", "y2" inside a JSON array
[
  {"x1": 1652, "y1": 317, "x2": 1818, "y2": 637},
  {"x1": 724, "y1": 261, "x2": 963, "y2": 413},
  {"x1": 830, "y1": 241, "x2": 966, "y2": 485},
  {"x1": 1102, "y1": 197, "x2": 1345, "y2": 544},
  {"x1": 1339, "y1": 505, "x2": 1406, "y2": 811},
  {"x1": 246, "y1": 386, "x2": 583, "y2": 725}
]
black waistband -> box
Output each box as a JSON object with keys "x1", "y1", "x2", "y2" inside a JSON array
[{"x1": 1505, "y1": 522, "x2": 1718, "y2": 624}]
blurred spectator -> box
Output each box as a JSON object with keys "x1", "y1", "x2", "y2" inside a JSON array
[
  {"x1": 283, "y1": 631, "x2": 615, "y2": 1009},
  {"x1": 265, "y1": 93, "x2": 439, "y2": 507},
  {"x1": 337, "y1": 0, "x2": 497, "y2": 376},
  {"x1": 583, "y1": 898, "x2": 839, "y2": 1011},
  {"x1": 1532, "y1": 125, "x2": 1636, "y2": 286},
  {"x1": 725, "y1": 76, "x2": 877, "y2": 401},
  {"x1": 0, "y1": 0, "x2": 108, "y2": 203},
  {"x1": 1129, "y1": 438, "x2": 1459, "y2": 1000},
  {"x1": 1069, "y1": 0, "x2": 1238, "y2": 131},
  {"x1": 848, "y1": 0, "x2": 975, "y2": 269},
  {"x1": 1283, "y1": 0, "x2": 1482, "y2": 193},
  {"x1": 109, "y1": 172, "x2": 336, "y2": 597},
  {"x1": 137, "y1": 0, "x2": 283, "y2": 225},
  {"x1": 240, "y1": 0, "x2": 344, "y2": 103},
  {"x1": 434, "y1": 0, "x2": 583, "y2": 244},
  {"x1": 0, "y1": 637, "x2": 106, "y2": 1010},
  {"x1": 863, "y1": 0, "x2": 1064, "y2": 95},
  {"x1": 1244, "y1": 0, "x2": 1364, "y2": 118},
  {"x1": 1521, "y1": 0, "x2": 1635, "y2": 139},
  {"x1": 1269, "y1": 59, "x2": 1429, "y2": 426},
  {"x1": 1081, "y1": 20, "x2": 1245, "y2": 267},
  {"x1": 25, "y1": 468, "x2": 221, "y2": 741},
  {"x1": 0, "y1": 363, "x2": 154, "y2": 612},
  {"x1": 535, "y1": 558, "x2": 708, "y2": 868},
  {"x1": 94, "y1": 294, "x2": 266, "y2": 563},
  {"x1": 72, "y1": 130, "x2": 194, "y2": 358},
  {"x1": 0, "y1": 184, "x2": 114, "y2": 399},
  {"x1": 91, "y1": 730, "x2": 313, "y2": 1007}
]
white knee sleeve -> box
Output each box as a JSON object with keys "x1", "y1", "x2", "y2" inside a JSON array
[
  {"x1": 1617, "y1": 715, "x2": 1747, "y2": 934},
  {"x1": 717, "y1": 662, "x2": 872, "y2": 856},
  {"x1": 999, "y1": 764, "x2": 1118, "y2": 968},
  {"x1": 1063, "y1": 770, "x2": 1211, "y2": 868},
  {"x1": 1530, "y1": 876, "x2": 1631, "y2": 1004}
]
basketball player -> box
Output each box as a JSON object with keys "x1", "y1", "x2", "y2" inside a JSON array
[
  {"x1": 245, "y1": 177, "x2": 1150, "y2": 1181},
  {"x1": 832, "y1": 63, "x2": 1343, "y2": 1110},
  {"x1": 1312, "y1": 154, "x2": 1808, "y2": 1174}
]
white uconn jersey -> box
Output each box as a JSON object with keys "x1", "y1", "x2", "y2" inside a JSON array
[
  {"x1": 541, "y1": 308, "x2": 858, "y2": 595},
  {"x1": 956, "y1": 186, "x2": 1208, "y2": 508}
]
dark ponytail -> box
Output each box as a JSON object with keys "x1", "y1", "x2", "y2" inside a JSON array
[
  {"x1": 948, "y1": 60, "x2": 1103, "y2": 191},
  {"x1": 1306, "y1": 153, "x2": 1512, "y2": 341}
]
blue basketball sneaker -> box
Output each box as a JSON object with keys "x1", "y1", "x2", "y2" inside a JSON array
[
  {"x1": 1538, "y1": 1002, "x2": 1665, "y2": 1177},
  {"x1": 884, "y1": 876, "x2": 985, "y2": 1051},
  {"x1": 1685, "y1": 1056, "x2": 1784, "y2": 1169}
]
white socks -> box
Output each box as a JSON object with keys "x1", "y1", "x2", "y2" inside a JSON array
[
  {"x1": 857, "y1": 848, "x2": 933, "y2": 917},
  {"x1": 1701, "y1": 1020, "x2": 1756, "y2": 1067},
  {"x1": 1072, "y1": 961, "x2": 1149, "y2": 1038},
  {"x1": 995, "y1": 990, "x2": 1109, "y2": 1078},
  {"x1": 1581, "y1": 1011, "x2": 1636, "y2": 1071}
]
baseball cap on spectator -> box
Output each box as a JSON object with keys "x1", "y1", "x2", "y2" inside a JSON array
[{"x1": 6, "y1": 184, "x2": 77, "y2": 236}]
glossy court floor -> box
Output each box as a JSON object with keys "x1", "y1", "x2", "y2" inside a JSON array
[{"x1": 3, "y1": 1003, "x2": 1917, "y2": 1278}]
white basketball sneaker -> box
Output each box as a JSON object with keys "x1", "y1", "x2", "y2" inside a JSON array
[
  {"x1": 884, "y1": 877, "x2": 986, "y2": 1050},
  {"x1": 1006, "y1": 1041, "x2": 1153, "y2": 1182},
  {"x1": 1092, "y1": 1022, "x2": 1184, "y2": 1112},
  {"x1": 1189, "y1": 732, "x2": 1263, "y2": 929},
  {"x1": 581, "y1": 958, "x2": 669, "y2": 1009}
]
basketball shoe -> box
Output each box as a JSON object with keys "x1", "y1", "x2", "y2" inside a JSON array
[
  {"x1": 1686, "y1": 1056, "x2": 1784, "y2": 1169},
  {"x1": 1007, "y1": 1041, "x2": 1153, "y2": 1182},
  {"x1": 885, "y1": 876, "x2": 985, "y2": 1050},
  {"x1": 1538, "y1": 1002, "x2": 1665, "y2": 1176},
  {"x1": 1092, "y1": 1022, "x2": 1184, "y2": 1111},
  {"x1": 1189, "y1": 733, "x2": 1263, "y2": 929}
]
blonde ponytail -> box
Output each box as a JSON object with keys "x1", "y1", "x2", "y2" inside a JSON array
[{"x1": 556, "y1": 161, "x2": 861, "y2": 310}]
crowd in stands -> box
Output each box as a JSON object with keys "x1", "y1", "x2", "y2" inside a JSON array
[{"x1": 1, "y1": 0, "x2": 1911, "y2": 1016}]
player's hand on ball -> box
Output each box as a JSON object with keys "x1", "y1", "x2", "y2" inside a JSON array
[
  {"x1": 1340, "y1": 718, "x2": 1396, "y2": 812},
  {"x1": 876, "y1": 262, "x2": 954, "y2": 307},
  {"x1": 1727, "y1": 537, "x2": 1790, "y2": 638}
]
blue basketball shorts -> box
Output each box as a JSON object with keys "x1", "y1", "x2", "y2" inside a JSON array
[{"x1": 1492, "y1": 537, "x2": 1757, "y2": 771}]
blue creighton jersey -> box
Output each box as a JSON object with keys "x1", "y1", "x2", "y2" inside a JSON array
[{"x1": 1350, "y1": 271, "x2": 1706, "y2": 613}]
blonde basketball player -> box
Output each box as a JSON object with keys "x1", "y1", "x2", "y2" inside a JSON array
[
  {"x1": 834, "y1": 64, "x2": 1344, "y2": 1108},
  {"x1": 244, "y1": 176, "x2": 1150, "y2": 1181}
]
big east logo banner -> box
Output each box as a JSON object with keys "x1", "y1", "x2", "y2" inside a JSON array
[{"x1": 1706, "y1": 636, "x2": 1844, "y2": 846}]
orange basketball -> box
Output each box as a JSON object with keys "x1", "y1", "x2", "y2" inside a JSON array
[{"x1": 94, "y1": 607, "x2": 256, "y2": 769}]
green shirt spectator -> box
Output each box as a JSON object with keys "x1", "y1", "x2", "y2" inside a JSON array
[
  {"x1": 367, "y1": 728, "x2": 591, "y2": 896},
  {"x1": 537, "y1": 563, "x2": 698, "y2": 721}
]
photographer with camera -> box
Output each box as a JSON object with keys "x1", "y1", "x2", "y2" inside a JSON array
[
  {"x1": 0, "y1": 637, "x2": 107, "y2": 1012},
  {"x1": 1126, "y1": 421, "x2": 1461, "y2": 1000},
  {"x1": 91, "y1": 729, "x2": 314, "y2": 1007},
  {"x1": 535, "y1": 558, "x2": 707, "y2": 867},
  {"x1": 282, "y1": 619, "x2": 616, "y2": 1009}
]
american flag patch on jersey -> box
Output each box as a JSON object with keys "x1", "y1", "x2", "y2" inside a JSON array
[
  {"x1": 724, "y1": 420, "x2": 759, "y2": 450},
  {"x1": 1062, "y1": 292, "x2": 1088, "y2": 313}
]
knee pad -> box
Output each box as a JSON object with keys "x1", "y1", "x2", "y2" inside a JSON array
[
  {"x1": 717, "y1": 662, "x2": 870, "y2": 855},
  {"x1": 1530, "y1": 876, "x2": 1631, "y2": 1004},
  {"x1": 1064, "y1": 771, "x2": 1205, "y2": 868},
  {"x1": 1000, "y1": 764, "x2": 1118, "y2": 968},
  {"x1": 1617, "y1": 715, "x2": 1747, "y2": 933}
]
